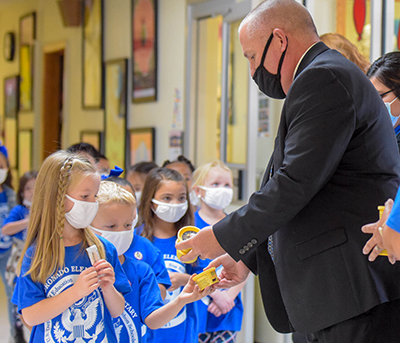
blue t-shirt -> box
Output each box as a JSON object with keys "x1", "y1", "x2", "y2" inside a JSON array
[
  {"x1": 0, "y1": 186, "x2": 17, "y2": 253},
  {"x1": 387, "y1": 186, "x2": 400, "y2": 232},
  {"x1": 194, "y1": 211, "x2": 243, "y2": 333},
  {"x1": 114, "y1": 256, "x2": 164, "y2": 343},
  {"x1": 136, "y1": 224, "x2": 201, "y2": 343},
  {"x1": 12, "y1": 236, "x2": 131, "y2": 343},
  {"x1": 3, "y1": 204, "x2": 30, "y2": 241},
  {"x1": 125, "y1": 234, "x2": 171, "y2": 289}
]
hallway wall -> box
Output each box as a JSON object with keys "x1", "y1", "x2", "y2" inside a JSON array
[{"x1": 0, "y1": 0, "x2": 187, "y2": 169}]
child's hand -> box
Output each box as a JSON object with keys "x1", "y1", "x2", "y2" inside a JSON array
[
  {"x1": 73, "y1": 267, "x2": 99, "y2": 298},
  {"x1": 93, "y1": 259, "x2": 115, "y2": 291},
  {"x1": 168, "y1": 272, "x2": 189, "y2": 291},
  {"x1": 178, "y1": 274, "x2": 215, "y2": 304},
  {"x1": 207, "y1": 301, "x2": 223, "y2": 317},
  {"x1": 208, "y1": 290, "x2": 235, "y2": 315}
]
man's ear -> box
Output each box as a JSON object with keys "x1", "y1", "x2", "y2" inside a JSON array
[{"x1": 273, "y1": 28, "x2": 288, "y2": 52}]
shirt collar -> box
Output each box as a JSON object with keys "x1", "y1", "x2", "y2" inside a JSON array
[{"x1": 293, "y1": 42, "x2": 319, "y2": 80}]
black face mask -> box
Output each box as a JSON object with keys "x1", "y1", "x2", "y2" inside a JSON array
[{"x1": 252, "y1": 33, "x2": 288, "y2": 99}]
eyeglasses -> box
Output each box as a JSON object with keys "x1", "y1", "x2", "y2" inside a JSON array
[{"x1": 379, "y1": 89, "x2": 395, "y2": 98}]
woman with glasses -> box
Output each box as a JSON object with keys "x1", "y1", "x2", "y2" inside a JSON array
[{"x1": 367, "y1": 52, "x2": 400, "y2": 152}]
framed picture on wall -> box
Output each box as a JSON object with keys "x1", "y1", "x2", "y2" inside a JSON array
[
  {"x1": 104, "y1": 59, "x2": 127, "y2": 171},
  {"x1": 80, "y1": 130, "x2": 103, "y2": 152},
  {"x1": 82, "y1": 0, "x2": 104, "y2": 109},
  {"x1": 129, "y1": 127, "x2": 155, "y2": 165},
  {"x1": 4, "y1": 75, "x2": 19, "y2": 118},
  {"x1": 132, "y1": 0, "x2": 158, "y2": 103},
  {"x1": 19, "y1": 45, "x2": 33, "y2": 111},
  {"x1": 19, "y1": 12, "x2": 36, "y2": 46},
  {"x1": 4, "y1": 118, "x2": 17, "y2": 169},
  {"x1": 18, "y1": 130, "x2": 32, "y2": 177}
]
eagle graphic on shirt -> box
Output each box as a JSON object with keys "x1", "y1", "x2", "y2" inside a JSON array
[{"x1": 44, "y1": 273, "x2": 108, "y2": 343}]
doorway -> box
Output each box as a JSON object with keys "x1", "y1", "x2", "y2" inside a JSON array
[
  {"x1": 185, "y1": 0, "x2": 251, "y2": 202},
  {"x1": 42, "y1": 49, "x2": 64, "y2": 160}
]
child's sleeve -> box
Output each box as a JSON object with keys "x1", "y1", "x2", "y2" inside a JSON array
[
  {"x1": 149, "y1": 244, "x2": 171, "y2": 289},
  {"x1": 136, "y1": 261, "x2": 164, "y2": 323},
  {"x1": 12, "y1": 249, "x2": 47, "y2": 314},
  {"x1": 3, "y1": 205, "x2": 25, "y2": 226}
]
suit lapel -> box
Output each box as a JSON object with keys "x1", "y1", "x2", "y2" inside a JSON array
[{"x1": 260, "y1": 42, "x2": 329, "y2": 188}]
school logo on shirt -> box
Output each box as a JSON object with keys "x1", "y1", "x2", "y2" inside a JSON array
[
  {"x1": 162, "y1": 258, "x2": 187, "y2": 328},
  {"x1": 44, "y1": 268, "x2": 108, "y2": 342},
  {"x1": 134, "y1": 251, "x2": 143, "y2": 260},
  {"x1": 114, "y1": 304, "x2": 139, "y2": 343}
]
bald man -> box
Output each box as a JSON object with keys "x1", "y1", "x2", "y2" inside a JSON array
[{"x1": 177, "y1": 0, "x2": 400, "y2": 341}]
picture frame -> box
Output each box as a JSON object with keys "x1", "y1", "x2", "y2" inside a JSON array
[
  {"x1": 19, "y1": 45, "x2": 33, "y2": 111},
  {"x1": 4, "y1": 118, "x2": 18, "y2": 169},
  {"x1": 132, "y1": 0, "x2": 158, "y2": 103},
  {"x1": 19, "y1": 12, "x2": 36, "y2": 46},
  {"x1": 104, "y1": 59, "x2": 128, "y2": 171},
  {"x1": 18, "y1": 130, "x2": 32, "y2": 177},
  {"x1": 82, "y1": 0, "x2": 104, "y2": 109},
  {"x1": 129, "y1": 127, "x2": 155, "y2": 166},
  {"x1": 4, "y1": 75, "x2": 19, "y2": 118},
  {"x1": 80, "y1": 130, "x2": 103, "y2": 152}
]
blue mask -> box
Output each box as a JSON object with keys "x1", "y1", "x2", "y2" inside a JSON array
[{"x1": 385, "y1": 98, "x2": 398, "y2": 126}]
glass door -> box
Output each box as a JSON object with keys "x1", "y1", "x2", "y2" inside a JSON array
[{"x1": 186, "y1": 0, "x2": 251, "y2": 201}]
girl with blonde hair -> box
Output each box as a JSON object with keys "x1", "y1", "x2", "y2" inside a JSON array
[
  {"x1": 192, "y1": 160, "x2": 244, "y2": 343},
  {"x1": 12, "y1": 150, "x2": 130, "y2": 342}
]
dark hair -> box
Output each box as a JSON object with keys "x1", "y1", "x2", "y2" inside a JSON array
[
  {"x1": 367, "y1": 52, "x2": 400, "y2": 99},
  {"x1": 0, "y1": 151, "x2": 13, "y2": 190},
  {"x1": 138, "y1": 167, "x2": 193, "y2": 240},
  {"x1": 96, "y1": 153, "x2": 108, "y2": 163},
  {"x1": 103, "y1": 176, "x2": 135, "y2": 195},
  {"x1": 128, "y1": 161, "x2": 158, "y2": 175},
  {"x1": 66, "y1": 143, "x2": 101, "y2": 159},
  {"x1": 18, "y1": 171, "x2": 38, "y2": 205},
  {"x1": 162, "y1": 155, "x2": 195, "y2": 173}
]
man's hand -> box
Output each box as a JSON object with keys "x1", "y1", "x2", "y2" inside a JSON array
[
  {"x1": 176, "y1": 226, "x2": 226, "y2": 262},
  {"x1": 207, "y1": 254, "x2": 250, "y2": 289}
]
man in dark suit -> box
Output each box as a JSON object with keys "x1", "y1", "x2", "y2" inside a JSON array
[{"x1": 177, "y1": 0, "x2": 400, "y2": 341}]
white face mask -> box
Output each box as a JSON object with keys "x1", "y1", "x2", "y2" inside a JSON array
[
  {"x1": 0, "y1": 169, "x2": 8, "y2": 185},
  {"x1": 135, "y1": 191, "x2": 142, "y2": 206},
  {"x1": 152, "y1": 199, "x2": 188, "y2": 223},
  {"x1": 189, "y1": 189, "x2": 200, "y2": 206},
  {"x1": 132, "y1": 212, "x2": 139, "y2": 228},
  {"x1": 90, "y1": 225, "x2": 133, "y2": 256},
  {"x1": 23, "y1": 199, "x2": 32, "y2": 208},
  {"x1": 199, "y1": 186, "x2": 233, "y2": 210},
  {"x1": 65, "y1": 194, "x2": 99, "y2": 229}
]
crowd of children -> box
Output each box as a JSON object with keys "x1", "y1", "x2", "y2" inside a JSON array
[{"x1": 0, "y1": 141, "x2": 245, "y2": 343}]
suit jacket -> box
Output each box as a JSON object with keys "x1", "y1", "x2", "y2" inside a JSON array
[{"x1": 213, "y1": 42, "x2": 400, "y2": 334}]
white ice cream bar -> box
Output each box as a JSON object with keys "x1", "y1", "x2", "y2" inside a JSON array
[{"x1": 86, "y1": 244, "x2": 100, "y2": 265}]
